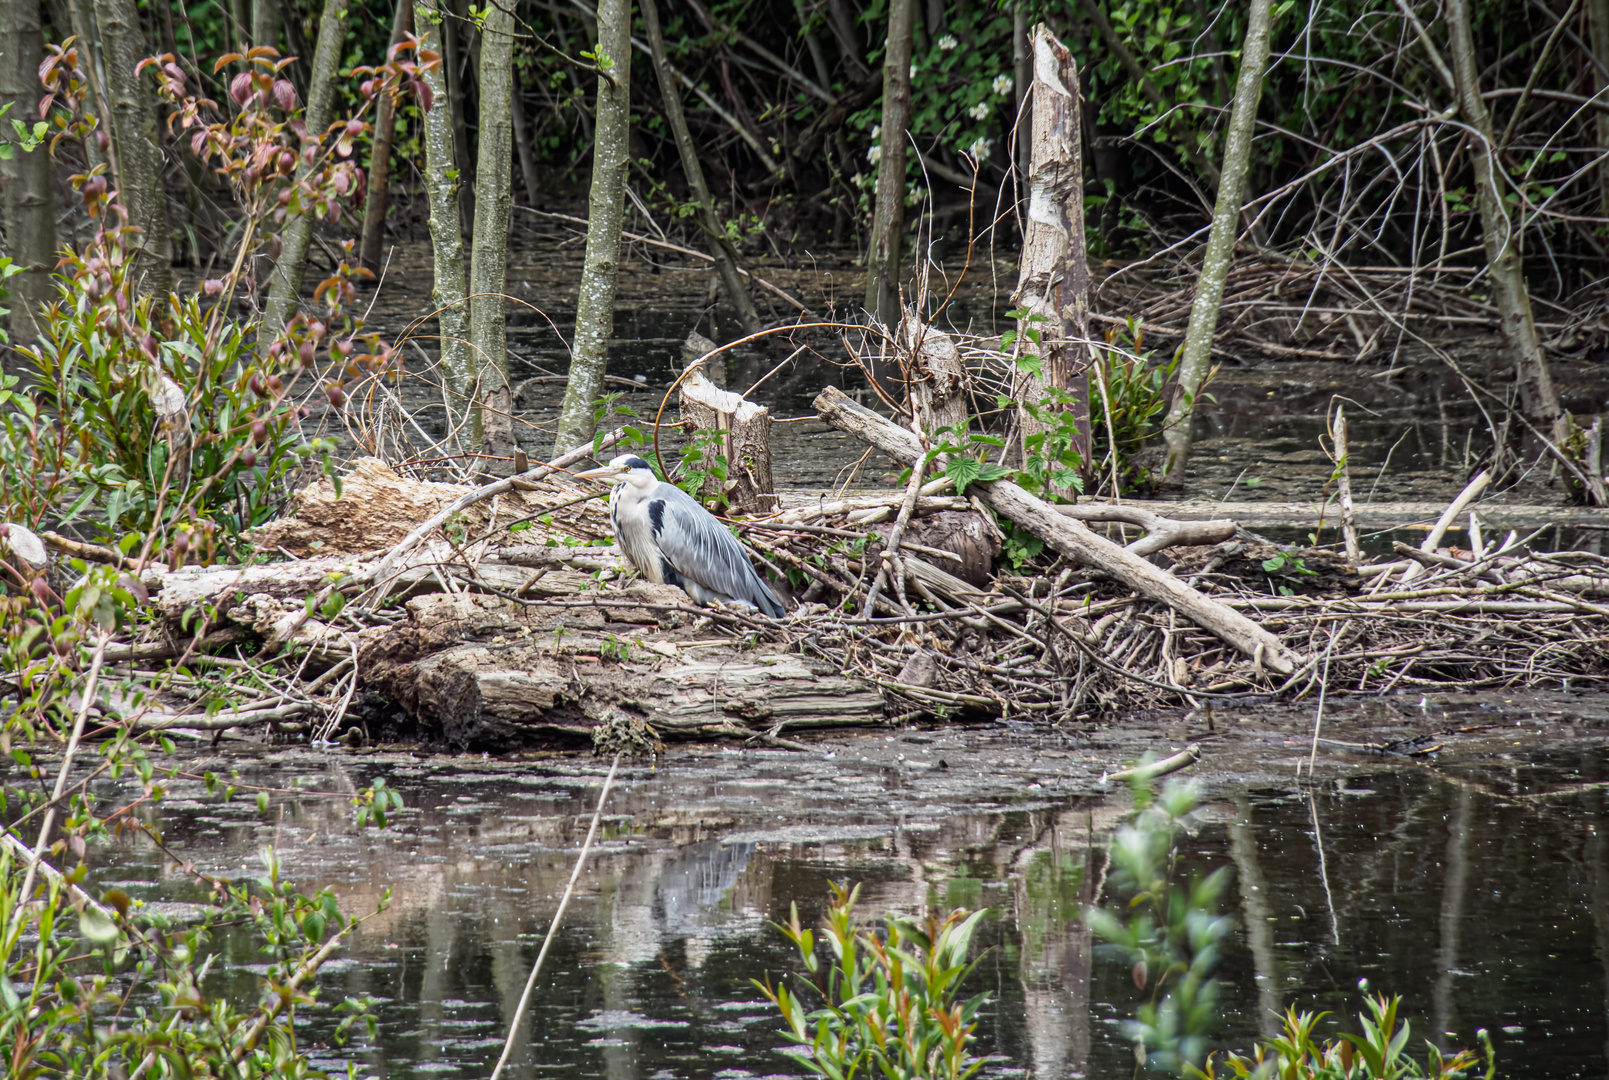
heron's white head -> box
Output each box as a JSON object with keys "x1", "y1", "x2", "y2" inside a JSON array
[{"x1": 574, "y1": 454, "x2": 658, "y2": 489}]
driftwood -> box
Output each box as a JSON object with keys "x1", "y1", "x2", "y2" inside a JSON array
[
  {"x1": 1053, "y1": 503, "x2": 1237, "y2": 557},
  {"x1": 814, "y1": 385, "x2": 1300, "y2": 674}
]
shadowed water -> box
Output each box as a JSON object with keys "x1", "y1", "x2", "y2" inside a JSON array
[{"x1": 87, "y1": 725, "x2": 1609, "y2": 1079}]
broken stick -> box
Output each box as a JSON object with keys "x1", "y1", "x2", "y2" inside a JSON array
[{"x1": 814, "y1": 386, "x2": 1300, "y2": 674}]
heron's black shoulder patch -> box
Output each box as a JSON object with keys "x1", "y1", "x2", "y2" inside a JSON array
[
  {"x1": 647, "y1": 499, "x2": 667, "y2": 536},
  {"x1": 659, "y1": 558, "x2": 682, "y2": 588}
]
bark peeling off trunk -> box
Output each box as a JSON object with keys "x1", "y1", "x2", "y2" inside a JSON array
[
  {"x1": 360, "y1": 593, "x2": 883, "y2": 750},
  {"x1": 899, "y1": 311, "x2": 969, "y2": 434},
  {"x1": 1011, "y1": 25, "x2": 1091, "y2": 488},
  {"x1": 678, "y1": 365, "x2": 777, "y2": 515}
]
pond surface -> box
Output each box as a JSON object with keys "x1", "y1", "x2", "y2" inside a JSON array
[
  {"x1": 350, "y1": 231, "x2": 1609, "y2": 511},
  {"x1": 85, "y1": 698, "x2": 1609, "y2": 1079}
]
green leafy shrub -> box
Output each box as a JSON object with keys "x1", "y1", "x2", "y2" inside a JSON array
[
  {"x1": 1196, "y1": 996, "x2": 1495, "y2": 1080},
  {"x1": 1090, "y1": 320, "x2": 1193, "y2": 495},
  {"x1": 22, "y1": 222, "x2": 380, "y2": 564},
  {"x1": 756, "y1": 881, "x2": 991, "y2": 1080}
]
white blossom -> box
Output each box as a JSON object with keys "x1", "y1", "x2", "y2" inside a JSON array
[
  {"x1": 938, "y1": 34, "x2": 958, "y2": 50},
  {"x1": 967, "y1": 136, "x2": 991, "y2": 160},
  {"x1": 867, "y1": 144, "x2": 882, "y2": 166},
  {"x1": 909, "y1": 62, "x2": 918, "y2": 79},
  {"x1": 992, "y1": 74, "x2": 1013, "y2": 96},
  {"x1": 968, "y1": 101, "x2": 991, "y2": 121},
  {"x1": 870, "y1": 124, "x2": 881, "y2": 140}
]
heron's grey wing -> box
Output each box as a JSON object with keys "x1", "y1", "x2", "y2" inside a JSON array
[{"x1": 647, "y1": 482, "x2": 785, "y2": 616}]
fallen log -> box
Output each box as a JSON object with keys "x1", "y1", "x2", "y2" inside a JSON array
[
  {"x1": 814, "y1": 386, "x2": 1300, "y2": 675},
  {"x1": 359, "y1": 592, "x2": 883, "y2": 749}
]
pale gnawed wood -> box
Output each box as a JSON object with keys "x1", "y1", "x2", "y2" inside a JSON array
[
  {"x1": 900, "y1": 310, "x2": 970, "y2": 435},
  {"x1": 679, "y1": 361, "x2": 777, "y2": 515},
  {"x1": 1012, "y1": 24, "x2": 1091, "y2": 488}
]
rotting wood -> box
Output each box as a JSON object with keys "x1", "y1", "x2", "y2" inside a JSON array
[
  {"x1": 678, "y1": 358, "x2": 777, "y2": 515},
  {"x1": 815, "y1": 385, "x2": 1301, "y2": 675},
  {"x1": 1108, "y1": 744, "x2": 1201, "y2": 782},
  {"x1": 359, "y1": 592, "x2": 881, "y2": 750}
]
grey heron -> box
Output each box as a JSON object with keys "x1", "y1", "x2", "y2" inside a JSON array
[{"x1": 574, "y1": 454, "x2": 787, "y2": 617}]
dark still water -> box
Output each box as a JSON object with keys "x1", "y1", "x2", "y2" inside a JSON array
[{"x1": 89, "y1": 732, "x2": 1609, "y2": 1079}]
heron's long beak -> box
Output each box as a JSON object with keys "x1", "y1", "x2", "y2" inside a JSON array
[{"x1": 573, "y1": 464, "x2": 625, "y2": 481}]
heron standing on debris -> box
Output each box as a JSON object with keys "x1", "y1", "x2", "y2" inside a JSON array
[{"x1": 574, "y1": 454, "x2": 787, "y2": 617}]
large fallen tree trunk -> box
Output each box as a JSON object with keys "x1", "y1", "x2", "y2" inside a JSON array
[
  {"x1": 360, "y1": 592, "x2": 884, "y2": 749},
  {"x1": 814, "y1": 386, "x2": 1301, "y2": 675}
]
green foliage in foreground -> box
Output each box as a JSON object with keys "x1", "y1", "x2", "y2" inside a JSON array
[
  {"x1": 1195, "y1": 995, "x2": 1496, "y2": 1079},
  {"x1": 756, "y1": 881, "x2": 991, "y2": 1080}
]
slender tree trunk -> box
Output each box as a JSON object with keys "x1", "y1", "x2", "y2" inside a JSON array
[
  {"x1": 94, "y1": 0, "x2": 173, "y2": 296},
  {"x1": 253, "y1": 0, "x2": 280, "y2": 49},
  {"x1": 262, "y1": 0, "x2": 349, "y2": 341},
  {"x1": 443, "y1": 0, "x2": 476, "y2": 232},
  {"x1": 1157, "y1": 0, "x2": 1273, "y2": 483},
  {"x1": 0, "y1": 0, "x2": 55, "y2": 351},
  {"x1": 825, "y1": 0, "x2": 869, "y2": 76},
  {"x1": 510, "y1": 69, "x2": 540, "y2": 206},
  {"x1": 641, "y1": 0, "x2": 761, "y2": 336},
  {"x1": 469, "y1": 0, "x2": 515, "y2": 459},
  {"x1": 1590, "y1": 0, "x2": 1609, "y2": 216},
  {"x1": 415, "y1": 0, "x2": 474, "y2": 453},
  {"x1": 552, "y1": 0, "x2": 631, "y2": 454},
  {"x1": 863, "y1": 0, "x2": 913, "y2": 326},
  {"x1": 1446, "y1": 0, "x2": 1565, "y2": 441},
  {"x1": 1012, "y1": 24, "x2": 1091, "y2": 493},
  {"x1": 360, "y1": 0, "x2": 414, "y2": 272}
]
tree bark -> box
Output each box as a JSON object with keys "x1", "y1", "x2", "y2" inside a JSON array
[
  {"x1": 1445, "y1": 0, "x2": 1565, "y2": 442},
  {"x1": 262, "y1": 0, "x2": 350, "y2": 340},
  {"x1": 415, "y1": 0, "x2": 475, "y2": 453},
  {"x1": 816, "y1": 385, "x2": 1300, "y2": 673},
  {"x1": 253, "y1": 0, "x2": 280, "y2": 49},
  {"x1": 93, "y1": 0, "x2": 173, "y2": 296},
  {"x1": 1589, "y1": 0, "x2": 1609, "y2": 215},
  {"x1": 443, "y1": 0, "x2": 475, "y2": 231},
  {"x1": 359, "y1": 0, "x2": 413, "y2": 273},
  {"x1": 468, "y1": 0, "x2": 515, "y2": 459},
  {"x1": 552, "y1": 0, "x2": 631, "y2": 454},
  {"x1": 0, "y1": 0, "x2": 55, "y2": 351},
  {"x1": 1157, "y1": 0, "x2": 1273, "y2": 482},
  {"x1": 863, "y1": 0, "x2": 914, "y2": 326},
  {"x1": 641, "y1": 0, "x2": 761, "y2": 336},
  {"x1": 1012, "y1": 25, "x2": 1091, "y2": 494}
]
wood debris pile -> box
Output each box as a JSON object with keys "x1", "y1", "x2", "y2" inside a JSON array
[{"x1": 48, "y1": 384, "x2": 1609, "y2": 753}]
